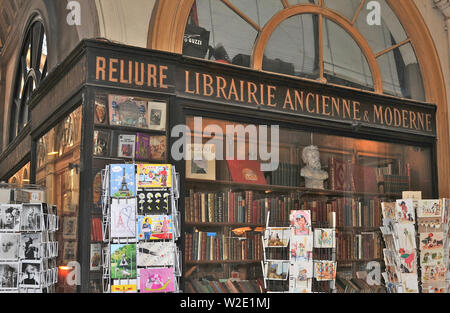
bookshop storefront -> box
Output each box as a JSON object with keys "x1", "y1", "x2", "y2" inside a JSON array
[{"x1": 0, "y1": 37, "x2": 439, "y2": 292}]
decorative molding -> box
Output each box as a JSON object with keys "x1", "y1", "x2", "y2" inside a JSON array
[{"x1": 433, "y1": 0, "x2": 450, "y2": 18}]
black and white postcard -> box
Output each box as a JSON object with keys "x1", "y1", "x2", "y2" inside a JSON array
[
  {"x1": 19, "y1": 260, "x2": 42, "y2": 288},
  {"x1": 0, "y1": 204, "x2": 21, "y2": 231},
  {"x1": 0, "y1": 262, "x2": 19, "y2": 289},
  {"x1": 20, "y1": 204, "x2": 42, "y2": 231},
  {"x1": 20, "y1": 233, "x2": 42, "y2": 259},
  {"x1": 0, "y1": 233, "x2": 20, "y2": 260}
]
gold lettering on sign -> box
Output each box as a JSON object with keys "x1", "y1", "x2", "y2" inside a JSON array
[
  {"x1": 267, "y1": 86, "x2": 277, "y2": 107},
  {"x1": 96, "y1": 57, "x2": 106, "y2": 81},
  {"x1": 148, "y1": 64, "x2": 157, "y2": 87},
  {"x1": 109, "y1": 58, "x2": 118, "y2": 82},
  {"x1": 283, "y1": 90, "x2": 294, "y2": 110},
  {"x1": 185, "y1": 71, "x2": 195, "y2": 94}
]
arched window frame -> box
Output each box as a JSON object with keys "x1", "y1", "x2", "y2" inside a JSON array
[{"x1": 9, "y1": 15, "x2": 48, "y2": 143}]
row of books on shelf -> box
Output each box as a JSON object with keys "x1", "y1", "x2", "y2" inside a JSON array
[
  {"x1": 91, "y1": 217, "x2": 102, "y2": 242},
  {"x1": 335, "y1": 272, "x2": 386, "y2": 293},
  {"x1": 185, "y1": 279, "x2": 263, "y2": 293},
  {"x1": 336, "y1": 231, "x2": 383, "y2": 261},
  {"x1": 264, "y1": 163, "x2": 301, "y2": 187},
  {"x1": 184, "y1": 231, "x2": 263, "y2": 262},
  {"x1": 332, "y1": 198, "x2": 382, "y2": 228}
]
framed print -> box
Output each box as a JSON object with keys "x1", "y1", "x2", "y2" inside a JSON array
[
  {"x1": 139, "y1": 267, "x2": 175, "y2": 293},
  {"x1": 93, "y1": 130, "x2": 110, "y2": 157},
  {"x1": 118, "y1": 134, "x2": 136, "y2": 159},
  {"x1": 20, "y1": 204, "x2": 42, "y2": 231},
  {"x1": 94, "y1": 95, "x2": 108, "y2": 125},
  {"x1": 0, "y1": 233, "x2": 20, "y2": 260},
  {"x1": 110, "y1": 243, "x2": 137, "y2": 279},
  {"x1": 19, "y1": 260, "x2": 42, "y2": 288},
  {"x1": 0, "y1": 263, "x2": 19, "y2": 289},
  {"x1": 147, "y1": 101, "x2": 167, "y2": 131},
  {"x1": 186, "y1": 144, "x2": 216, "y2": 180},
  {"x1": 19, "y1": 233, "x2": 42, "y2": 259},
  {"x1": 0, "y1": 204, "x2": 21, "y2": 231},
  {"x1": 149, "y1": 136, "x2": 167, "y2": 161},
  {"x1": 108, "y1": 95, "x2": 149, "y2": 128},
  {"x1": 63, "y1": 241, "x2": 77, "y2": 263},
  {"x1": 62, "y1": 216, "x2": 78, "y2": 240}
]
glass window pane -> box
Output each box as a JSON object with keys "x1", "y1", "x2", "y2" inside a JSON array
[
  {"x1": 324, "y1": 0, "x2": 361, "y2": 21},
  {"x1": 263, "y1": 14, "x2": 320, "y2": 79},
  {"x1": 323, "y1": 18, "x2": 373, "y2": 90},
  {"x1": 8, "y1": 162, "x2": 30, "y2": 185},
  {"x1": 228, "y1": 0, "x2": 283, "y2": 28},
  {"x1": 355, "y1": 0, "x2": 407, "y2": 54},
  {"x1": 183, "y1": 0, "x2": 258, "y2": 67},
  {"x1": 377, "y1": 43, "x2": 425, "y2": 101}
]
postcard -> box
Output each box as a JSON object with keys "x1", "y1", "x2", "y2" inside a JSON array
[
  {"x1": 381, "y1": 202, "x2": 396, "y2": 220},
  {"x1": 422, "y1": 281, "x2": 446, "y2": 293},
  {"x1": 420, "y1": 249, "x2": 444, "y2": 266},
  {"x1": 111, "y1": 199, "x2": 136, "y2": 239},
  {"x1": 314, "y1": 260, "x2": 336, "y2": 281},
  {"x1": 137, "y1": 164, "x2": 172, "y2": 188},
  {"x1": 0, "y1": 263, "x2": 19, "y2": 289},
  {"x1": 420, "y1": 232, "x2": 444, "y2": 250},
  {"x1": 395, "y1": 223, "x2": 416, "y2": 250},
  {"x1": 289, "y1": 277, "x2": 312, "y2": 293},
  {"x1": 111, "y1": 283, "x2": 137, "y2": 293},
  {"x1": 417, "y1": 200, "x2": 442, "y2": 219},
  {"x1": 0, "y1": 204, "x2": 21, "y2": 231},
  {"x1": 137, "y1": 242, "x2": 175, "y2": 267},
  {"x1": 137, "y1": 189, "x2": 171, "y2": 215},
  {"x1": 289, "y1": 261, "x2": 313, "y2": 281},
  {"x1": 19, "y1": 260, "x2": 42, "y2": 288},
  {"x1": 93, "y1": 130, "x2": 110, "y2": 157},
  {"x1": 421, "y1": 263, "x2": 447, "y2": 282},
  {"x1": 289, "y1": 210, "x2": 311, "y2": 235},
  {"x1": 137, "y1": 215, "x2": 173, "y2": 241},
  {"x1": 398, "y1": 248, "x2": 416, "y2": 273},
  {"x1": 0, "y1": 233, "x2": 20, "y2": 260},
  {"x1": 290, "y1": 234, "x2": 313, "y2": 262},
  {"x1": 62, "y1": 216, "x2": 78, "y2": 240},
  {"x1": 110, "y1": 164, "x2": 136, "y2": 198},
  {"x1": 400, "y1": 273, "x2": 419, "y2": 293},
  {"x1": 110, "y1": 243, "x2": 137, "y2": 280},
  {"x1": 395, "y1": 199, "x2": 415, "y2": 223},
  {"x1": 19, "y1": 233, "x2": 42, "y2": 259},
  {"x1": 139, "y1": 267, "x2": 175, "y2": 293},
  {"x1": 265, "y1": 261, "x2": 289, "y2": 280},
  {"x1": 264, "y1": 227, "x2": 291, "y2": 248},
  {"x1": 90, "y1": 243, "x2": 102, "y2": 271},
  {"x1": 313, "y1": 228, "x2": 335, "y2": 248}
]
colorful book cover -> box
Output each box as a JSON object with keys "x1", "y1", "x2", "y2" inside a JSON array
[
  {"x1": 111, "y1": 199, "x2": 136, "y2": 238},
  {"x1": 137, "y1": 189, "x2": 171, "y2": 215},
  {"x1": 264, "y1": 227, "x2": 290, "y2": 247},
  {"x1": 417, "y1": 199, "x2": 442, "y2": 219},
  {"x1": 136, "y1": 132, "x2": 151, "y2": 160},
  {"x1": 110, "y1": 243, "x2": 137, "y2": 279},
  {"x1": 290, "y1": 234, "x2": 313, "y2": 262},
  {"x1": 150, "y1": 136, "x2": 167, "y2": 161},
  {"x1": 108, "y1": 95, "x2": 149, "y2": 128},
  {"x1": 137, "y1": 164, "x2": 172, "y2": 188},
  {"x1": 289, "y1": 210, "x2": 311, "y2": 235},
  {"x1": 226, "y1": 160, "x2": 266, "y2": 185},
  {"x1": 118, "y1": 134, "x2": 136, "y2": 159},
  {"x1": 395, "y1": 199, "x2": 415, "y2": 223},
  {"x1": 137, "y1": 215, "x2": 173, "y2": 240},
  {"x1": 110, "y1": 164, "x2": 136, "y2": 198},
  {"x1": 265, "y1": 261, "x2": 289, "y2": 280},
  {"x1": 314, "y1": 261, "x2": 336, "y2": 281},
  {"x1": 289, "y1": 261, "x2": 313, "y2": 281},
  {"x1": 139, "y1": 267, "x2": 175, "y2": 293},
  {"x1": 313, "y1": 228, "x2": 335, "y2": 248},
  {"x1": 137, "y1": 242, "x2": 175, "y2": 267}
]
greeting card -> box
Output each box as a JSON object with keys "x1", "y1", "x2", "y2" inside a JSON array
[
  {"x1": 110, "y1": 243, "x2": 137, "y2": 279},
  {"x1": 395, "y1": 199, "x2": 415, "y2": 223},
  {"x1": 137, "y1": 189, "x2": 171, "y2": 215},
  {"x1": 313, "y1": 228, "x2": 335, "y2": 248},
  {"x1": 137, "y1": 215, "x2": 173, "y2": 240},
  {"x1": 137, "y1": 242, "x2": 175, "y2": 267},
  {"x1": 289, "y1": 210, "x2": 311, "y2": 235},
  {"x1": 111, "y1": 199, "x2": 136, "y2": 239},
  {"x1": 290, "y1": 234, "x2": 313, "y2": 262},
  {"x1": 110, "y1": 164, "x2": 136, "y2": 198},
  {"x1": 139, "y1": 267, "x2": 175, "y2": 293},
  {"x1": 137, "y1": 164, "x2": 172, "y2": 188}
]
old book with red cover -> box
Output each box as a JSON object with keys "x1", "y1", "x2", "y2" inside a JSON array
[
  {"x1": 226, "y1": 160, "x2": 267, "y2": 185},
  {"x1": 329, "y1": 157, "x2": 350, "y2": 191},
  {"x1": 348, "y1": 164, "x2": 378, "y2": 193}
]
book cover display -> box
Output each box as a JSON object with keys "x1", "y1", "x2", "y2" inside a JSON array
[
  {"x1": 0, "y1": 195, "x2": 59, "y2": 293},
  {"x1": 108, "y1": 95, "x2": 149, "y2": 128},
  {"x1": 102, "y1": 164, "x2": 181, "y2": 293},
  {"x1": 118, "y1": 134, "x2": 136, "y2": 159},
  {"x1": 226, "y1": 160, "x2": 266, "y2": 185},
  {"x1": 136, "y1": 132, "x2": 151, "y2": 160}
]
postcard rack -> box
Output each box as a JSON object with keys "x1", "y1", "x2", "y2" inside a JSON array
[
  {"x1": 101, "y1": 164, "x2": 182, "y2": 293},
  {"x1": 0, "y1": 184, "x2": 59, "y2": 293},
  {"x1": 261, "y1": 210, "x2": 337, "y2": 293}
]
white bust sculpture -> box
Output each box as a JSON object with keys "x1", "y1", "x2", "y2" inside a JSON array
[{"x1": 301, "y1": 145, "x2": 328, "y2": 189}]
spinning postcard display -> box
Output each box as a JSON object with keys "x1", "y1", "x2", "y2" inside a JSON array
[
  {"x1": 0, "y1": 186, "x2": 59, "y2": 293},
  {"x1": 103, "y1": 164, "x2": 181, "y2": 293}
]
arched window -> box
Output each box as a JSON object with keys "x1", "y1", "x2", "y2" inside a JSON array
[
  {"x1": 182, "y1": 0, "x2": 425, "y2": 101},
  {"x1": 9, "y1": 18, "x2": 48, "y2": 143}
]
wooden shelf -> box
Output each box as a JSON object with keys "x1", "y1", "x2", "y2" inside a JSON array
[
  {"x1": 186, "y1": 178, "x2": 400, "y2": 198},
  {"x1": 185, "y1": 260, "x2": 262, "y2": 265},
  {"x1": 185, "y1": 222, "x2": 265, "y2": 227}
]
